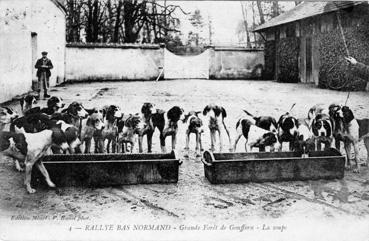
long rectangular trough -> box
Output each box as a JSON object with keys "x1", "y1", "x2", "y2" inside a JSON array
[
  {"x1": 32, "y1": 151, "x2": 180, "y2": 187},
  {"x1": 201, "y1": 148, "x2": 345, "y2": 184}
]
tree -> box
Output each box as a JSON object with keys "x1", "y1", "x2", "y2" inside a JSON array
[
  {"x1": 63, "y1": 0, "x2": 187, "y2": 44},
  {"x1": 187, "y1": 9, "x2": 205, "y2": 46}
]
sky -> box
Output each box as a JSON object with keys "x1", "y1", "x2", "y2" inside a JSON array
[{"x1": 168, "y1": 1, "x2": 296, "y2": 45}]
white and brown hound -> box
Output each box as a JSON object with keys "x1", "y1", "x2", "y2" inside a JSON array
[
  {"x1": 203, "y1": 104, "x2": 232, "y2": 152},
  {"x1": 101, "y1": 105, "x2": 123, "y2": 153},
  {"x1": 80, "y1": 110, "x2": 105, "y2": 153},
  {"x1": 117, "y1": 114, "x2": 141, "y2": 153},
  {"x1": 183, "y1": 111, "x2": 204, "y2": 157}
]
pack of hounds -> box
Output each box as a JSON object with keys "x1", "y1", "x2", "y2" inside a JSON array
[{"x1": 0, "y1": 94, "x2": 368, "y2": 194}]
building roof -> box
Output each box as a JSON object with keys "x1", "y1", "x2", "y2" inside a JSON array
[{"x1": 254, "y1": 1, "x2": 365, "y2": 32}]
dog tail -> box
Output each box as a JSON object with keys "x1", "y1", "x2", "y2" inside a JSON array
[
  {"x1": 243, "y1": 109, "x2": 255, "y2": 118},
  {"x1": 288, "y1": 103, "x2": 296, "y2": 113}
]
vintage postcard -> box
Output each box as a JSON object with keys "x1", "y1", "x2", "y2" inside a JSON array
[{"x1": 1, "y1": 0, "x2": 369, "y2": 240}]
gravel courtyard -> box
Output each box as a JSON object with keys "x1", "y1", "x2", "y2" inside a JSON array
[{"x1": 1, "y1": 79, "x2": 369, "y2": 224}]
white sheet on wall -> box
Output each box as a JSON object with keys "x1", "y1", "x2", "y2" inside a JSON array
[{"x1": 164, "y1": 49, "x2": 209, "y2": 79}]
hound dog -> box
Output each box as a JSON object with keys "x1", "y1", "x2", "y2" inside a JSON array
[
  {"x1": 243, "y1": 109, "x2": 277, "y2": 151},
  {"x1": 183, "y1": 111, "x2": 204, "y2": 156},
  {"x1": 233, "y1": 118, "x2": 280, "y2": 152},
  {"x1": 277, "y1": 112, "x2": 298, "y2": 151},
  {"x1": 40, "y1": 96, "x2": 65, "y2": 115},
  {"x1": 53, "y1": 101, "x2": 89, "y2": 128},
  {"x1": 53, "y1": 120, "x2": 81, "y2": 154},
  {"x1": 21, "y1": 128, "x2": 69, "y2": 193},
  {"x1": 0, "y1": 131, "x2": 28, "y2": 171},
  {"x1": 117, "y1": 114, "x2": 141, "y2": 153},
  {"x1": 20, "y1": 95, "x2": 37, "y2": 114},
  {"x1": 136, "y1": 103, "x2": 155, "y2": 153},
  {"x1": 11, "y1": 112, "x2": 53, "y2": 133},
  {"x1": 293, "y1": 119, "x2": 315, "y2": 157},
  {"x1": 80, "y1": 110, "x2": 105, "y2": 153},
  {"x1": 0, "y1": 107, "x2": 18, "y2": 131},
  {"x1": 203, "y1": 104, "x2": 232, "y2": 152},
  {"x1": 335, "y1": 106, "x2": 369, "y2": 172},
  {"x1": 101, "y1": 105, "x2": 123, "y2": 153},
  {"x1": 243, "y1": 110, "x2": 278, "y2": 132},
  {"x1": 311, "y1": 113, "x2": 334, "y2": 151},
  {"x1": 152, "y1": 106, "x2": 185, "y2": 153}
]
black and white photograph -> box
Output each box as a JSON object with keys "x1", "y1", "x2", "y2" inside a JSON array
[{"x1": 0, "y1": 0, "x2": 369, "y2": 240}]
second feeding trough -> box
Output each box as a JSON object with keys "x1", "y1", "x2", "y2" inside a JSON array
[{"x1": 201, "y1": 148, "x2": 345, "y2": 184}]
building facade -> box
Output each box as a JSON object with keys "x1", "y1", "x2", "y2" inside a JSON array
[
  {"x1": 0, "y1": 0, "x2": 66, "y2": 103},
  {"x1": 255, "y1": 1, "x2": 369, "y2": 91}
]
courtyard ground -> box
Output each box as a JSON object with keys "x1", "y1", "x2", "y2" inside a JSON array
[{"x1": 1, "y1": 79, "x2": 369, "y2": 240}]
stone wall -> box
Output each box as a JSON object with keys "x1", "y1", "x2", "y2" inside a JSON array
[
  {"x1": 209, "y1": 47, "x2": 264, "y2": 79},
  {"x1": 66, "y1": 43, "x2": 164, "y2": 81}
]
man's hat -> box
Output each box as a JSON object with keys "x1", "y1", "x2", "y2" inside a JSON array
[{"x1": 41, "y1": 51, "x2": 48, "y2": 55}]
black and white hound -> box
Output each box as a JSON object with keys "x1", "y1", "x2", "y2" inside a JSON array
[
  {"x1": 20, "y1": 95, "x2": 37, "y2": 115},
  {"x1": 0, "y1": 107, "x2": 18, "y2": 131},
  {"x1": 277, "y1": 112, "x2": 298, "y2": 151},
  {"x1": 40, "y1": 96, "x2": 65, "y2": 115},
  {"x1": 311, "y1": 113, "x2": 334, "y2": 151},
  {"x1": 152, "y1": 106, "x2": 185, "y2": 153},
  {"x1": 331, "y1": 105, "x2": 369, "y2": 172},
  {"x1": 136, "y1": 103, "x2": 155, "y2": 153},
  {"x1": 203, "y1": 104, "x2": 232, "y2": 152},
  {"x1": 233, "y1": 118, "x2": 280, "y2": 152}
]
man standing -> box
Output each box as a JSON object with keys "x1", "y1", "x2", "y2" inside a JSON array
[{"x1": 35, "y1": 51, "x2": 53, "y2": 99}]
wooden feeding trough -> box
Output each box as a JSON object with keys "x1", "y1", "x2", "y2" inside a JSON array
[
  {"x1": 32, "y1": 151, "x2": 180, "y2": 187},
  {"x1": 201, "y1": 148, "x2": 345, "y2": 184}
]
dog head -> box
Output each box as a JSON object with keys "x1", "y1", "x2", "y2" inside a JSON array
[
  {"x1": 9, "y1": 133, "x2": 28, "y2": 156},
  {"x1": 255, "y1": 116, "x2": 278, "y2": 132},
  {"x1": 104, "y1": 105, "x2": 123, "y2": 122},
  {"x1": 86, "y1": 112, "x2": 104, "y2": 130},
  {"x1": 312, "y1": 114, "x2": 334, "y2": 138},
  {"x1": 47, "y1": 96, "x2": 65, "y2": 111},
  {"x1": 167, "y1": 106, "x2": 185, "y2": 123},
  {"x1": 118, "y1": 114, "x2": 141, "y2": 140},
  {"x1": 86, "y1": 107, "x2": 104, "y2": 116},
  {"x1": 278, "y1": 113, "x2": 298, "y2": 136},
  {"x1": 65, "y1": 102, "x2": 88, "y2": 118},
  {"x1": 293, "y1": 135, "x2": 315, "y2": 155},
  {"x1": 341, "y1": 106, "x2": 355, "y2": 124},
  {"x1": 203, "y1": 104, "x2": 227, "y2": 119},
  {"x1": 141, "y1": 103, "x2": 155, "y2": 118},
  {"x1": 183, "y1": 111, "x2": 201, "y2": 123},
  {"x1": 0, "y1": 107, "x2": 18, "y2": 124},
  {"x1": 20, "y1": 95, "x2": 37, "y2": 111},
  {"x1": 251, "y1": 132, "x2": 279, "y2": 151}
]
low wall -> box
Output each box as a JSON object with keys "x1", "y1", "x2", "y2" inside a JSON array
[
  {"x1": 66, "y1": 43, "x2": 164, "y2": 81},
  {"x1": 66, "y1": 44, "x2": 265, "y2": 82},
  {"x1": 209, "y1": 47, "x2": 264, "y2": 79}
]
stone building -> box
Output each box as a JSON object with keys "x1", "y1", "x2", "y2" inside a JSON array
[
  {"x1": 0, "y1": 0, "x2": 66, "y2": 103},
  {"x1": 255, "y1": 1, "x2": 369, "y2": 90}
]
